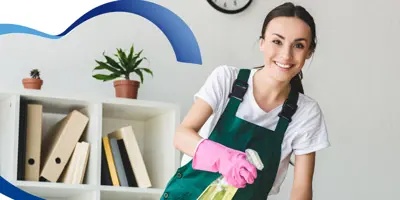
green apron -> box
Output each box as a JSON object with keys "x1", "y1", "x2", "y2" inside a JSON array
[{"x1": 161, "y1": 68, "x2": 299, "y2": 200}]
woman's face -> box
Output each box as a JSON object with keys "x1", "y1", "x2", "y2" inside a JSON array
[{"x1": 260, "y1": 16, "x2": 313, "y2": 83}]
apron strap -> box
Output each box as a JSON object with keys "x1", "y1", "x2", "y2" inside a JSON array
[
  {"x1": 224, "y1": 69, "x2": 251, "y2": 115},
  {"x1": 229, "y1": 69, "x2": 250, "y2": 102},
  {"x1": 275, "y1": 87, "x2": 299, "y2": 133}
]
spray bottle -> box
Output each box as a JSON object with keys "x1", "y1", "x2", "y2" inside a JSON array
[{"x1": 197, "y1": 149, "x2": 264, "y2": 200}]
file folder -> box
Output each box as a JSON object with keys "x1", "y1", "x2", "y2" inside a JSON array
[
  {"x1": 24, "y1": 104, "x2": 43, "y2": 181},
  {"x1": 40, "y1": 110, "x2": 89, "y2": 182}
]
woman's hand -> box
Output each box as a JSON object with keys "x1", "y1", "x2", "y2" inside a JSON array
[
  {"x1": 290, "y1": 152, "x2": 315, "y2": 200},
  {"x1": 192, "y1": 139, "x2": 258, "y2": 188}
]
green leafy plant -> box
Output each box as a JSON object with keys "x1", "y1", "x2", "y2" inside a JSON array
[
  {"x1": 30, "y1": 69, "x2": 41, "y2": 79},
  {"x1": 92, "y1": 44, "x2": 153, "y2": 83}
]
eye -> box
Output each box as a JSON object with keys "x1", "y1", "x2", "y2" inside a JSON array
[
  {"x1": 294, "y1": 43, "x2": 304, "y2": 49},
  {"x1": 272, "y1": 40, "x2": 282, "y2": 45}
]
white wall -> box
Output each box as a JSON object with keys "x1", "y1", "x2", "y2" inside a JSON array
[{"x1": 1, "y1": 0, "x2": 399, "y2": 199}]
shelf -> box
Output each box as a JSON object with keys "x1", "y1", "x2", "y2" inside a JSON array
[
  {"x1": 0, "y1": 90, "x2": 180, "y2": 200},
  {"x1": 19, "y1": 94, "x2": 91, "y2": 115},
  {"x1": 0, "y1": 93, "x2": 11, "y2": 101},
  {"x1": 100, "y1": 185, "x2": 162, "y2": 200},
  {"x1": 11, "y1": 181, "x2": 164, "y2": 200},
  {"x1": 13, "y1": 181, "x2": 97, "y2": 200},
  {"x1": 102, "y1": 98, "x2": 178, "y2": 121}
]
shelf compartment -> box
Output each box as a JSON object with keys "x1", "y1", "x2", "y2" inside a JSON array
[
  {"x1": 15, "y1": 94, "x2": 102, "y2": 186},
  {"x1": 100, "y1": 98, "x2": 180, "y2": 190}
]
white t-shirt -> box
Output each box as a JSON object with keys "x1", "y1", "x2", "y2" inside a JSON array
[{"x1": 180, "y1": 65, "x2": 330, "y2": 195}]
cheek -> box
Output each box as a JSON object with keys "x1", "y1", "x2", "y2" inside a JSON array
[
  {"x1": 293, "y1": 50, "x2": 309, "y2": 62},
  {"x1": 262, "y1": 44, "x2": 278, "y2": 58}
]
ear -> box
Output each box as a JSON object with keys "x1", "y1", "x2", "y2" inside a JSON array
[
  {"x1": 259, "y1": 38, "x2": 265, "y2": 51},
  {"x1": 306, "y1": 50, "x2": 313, "y2": 59}
]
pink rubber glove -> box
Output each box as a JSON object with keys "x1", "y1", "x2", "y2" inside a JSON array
[{"x1": 192, "y1": 139, "x2": 257, "y2": 188}]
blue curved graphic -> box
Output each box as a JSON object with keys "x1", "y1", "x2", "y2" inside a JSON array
[
  {"x1": 0, "y1": 0, "x2": 202, "y2": 64},
  {"x1": 0, "y1": 176, "x2": 44, "y2": 200}
]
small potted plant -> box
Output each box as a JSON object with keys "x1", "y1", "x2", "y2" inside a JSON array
[
  {"x1": 92, "y1": 44, "x2": 153, "y2": 99},
  {"x1": 22, "y1": 69, "x2": 43, "y2": 90}
]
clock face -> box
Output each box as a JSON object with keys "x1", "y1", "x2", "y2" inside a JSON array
[{"x1": 207, "y1": 0, "x2": 252, "y2": 14}]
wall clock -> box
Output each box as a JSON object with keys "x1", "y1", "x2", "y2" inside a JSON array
[{"x1": 207, "y1": 0, "x2": 253, "y2": 14}]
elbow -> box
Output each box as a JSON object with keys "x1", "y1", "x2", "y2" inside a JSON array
[
  {"x1": 173, "y1": 136, "x2": 180, "y2": 150},
  {"x1": 173, "y1": 125, "x2": 184, "y2": 150}
]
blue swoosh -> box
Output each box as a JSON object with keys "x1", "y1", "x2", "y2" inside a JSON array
[
  {"x1": 0, "y1": 0, "x2": 202, "y2": 64},
  {"x1": 0, "y1": 176, "x2": 44, "y2": 200}
]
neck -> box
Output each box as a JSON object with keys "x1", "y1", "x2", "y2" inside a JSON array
[{"x1": 253, "y1": 68, "x2": 291, "y2": 104}]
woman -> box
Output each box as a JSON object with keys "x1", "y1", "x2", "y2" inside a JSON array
[{"x1": 161, "y1": 2, "x2": 330, "y2": 199}]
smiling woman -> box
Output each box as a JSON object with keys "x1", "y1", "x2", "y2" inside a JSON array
[
  {"x1": 161, "y1": 2, "x2": 330, "y2": 200},
  {"x1": 257, "y1": 8, "x2": 315, "y2": 90}
]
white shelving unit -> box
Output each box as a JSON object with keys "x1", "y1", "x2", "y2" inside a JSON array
[{"x1": 0, "y1": 89, "x2": 181, "y2": 200}]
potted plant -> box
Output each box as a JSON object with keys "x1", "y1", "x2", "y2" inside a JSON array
[
  {"x1": 92, "y1": 44, "x2": 153, "y2": 99},
  {"x1": 22, "y1": 69, "x2": 43, "y2": 90}
]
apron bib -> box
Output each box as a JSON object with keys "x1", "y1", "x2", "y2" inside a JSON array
[{"x1": 161, "y1": 68, "x2": 299, "y2": 200}]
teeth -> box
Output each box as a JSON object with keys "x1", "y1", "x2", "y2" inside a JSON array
[{"x1": 275, "y1": 62, "x2": 292, "y2": 69}]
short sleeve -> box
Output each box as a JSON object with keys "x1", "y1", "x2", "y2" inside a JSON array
[
  {"x1": 292, "y1": 102, "x2": 331, "y2": 155},
  {"x1": 193, "y1": 65, "x2": 232, "y2": 112}
]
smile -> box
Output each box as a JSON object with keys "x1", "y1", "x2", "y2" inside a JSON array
[{"x1": 274, "y1": 61, "x2": 294, "y2": 69}]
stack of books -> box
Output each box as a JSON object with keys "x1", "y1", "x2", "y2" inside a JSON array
[{"x1": 101, "y1": 125, "x2": 152, "y2": 188}]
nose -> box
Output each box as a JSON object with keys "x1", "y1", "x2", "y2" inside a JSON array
[{"x1": 279, "y1": 45, "x2": 293, "y2": 60}]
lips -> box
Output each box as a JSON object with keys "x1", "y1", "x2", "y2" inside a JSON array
[{"x1": 274, "y1": 61, "x2": 294, "y2": 69}]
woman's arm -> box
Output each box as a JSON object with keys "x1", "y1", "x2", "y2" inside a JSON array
[
  {"x1": 173, "y1": 98, "x2": 213, "y2": 157},
  {"x1": 290, "y1": 152, "x2": 316, "y2": 200}
]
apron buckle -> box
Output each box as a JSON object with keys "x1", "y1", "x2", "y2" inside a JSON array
[
  {"x1": 278, "y1": 102, "x2": 297, "y2": 122},
  {"x1": 228, "y1": 79, "x2": 248, "y2": 102}
]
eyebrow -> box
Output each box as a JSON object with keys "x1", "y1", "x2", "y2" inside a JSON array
[{"x1": 273, "y1": 33, "x2": 307, "y2": 42}]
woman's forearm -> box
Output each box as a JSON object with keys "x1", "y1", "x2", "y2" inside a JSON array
[
  {"x1": 290, "y1": 185, "x2": 312, "y2": 200},
  {"x1": 173, "y1": 125, "x2": 204, "y2": 157},
  {"x1": 173, "y1": 98, "x2": 213, "y2": 157},
  {"x1": 290, "y1": 152, "x2": 315, "y2": 200}
]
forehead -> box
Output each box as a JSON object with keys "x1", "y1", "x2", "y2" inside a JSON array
[{"x1": 265, "y1": 16, "x2": 311, "y2": 39}]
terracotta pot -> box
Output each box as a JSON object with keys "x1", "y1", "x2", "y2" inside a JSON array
[
  {"x1": 113, "y1": 80, "x2": 140, "y2": 99},
  {"x1": 22, "y1": 78, "x2": 43, "y2": 90}
]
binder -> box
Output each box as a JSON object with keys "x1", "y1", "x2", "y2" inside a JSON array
[
  {"x1": 24, "y1": 104, "x2": 43, "y2": 181},
  {"x1": 117, "y1": 139, "x2": 137, "y2": 187},
  {"x1": 39, "y1": 110, "x2": 89, "y2": 182},
  {"x1": 109, "y1": 138, "x2": 129, "y2": 187},
  {"x1": 101, "y1": 142, "x2": 113, "y2": 186},
  {"x1": 71, "y1": 142, "x2": 90, "y2": 184},
  {"x1": 60, "y1": 142, "x2": 80, "y2": 184},
  {"x1": 60, "y1": 141, "x2": 90, "y2": 184},
  {"x1": 102, "y1": 136, "x2": 120, "y2": 186},
  {"x1": 17, "y1": 100, "x2": 28, "y2": 181}
]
